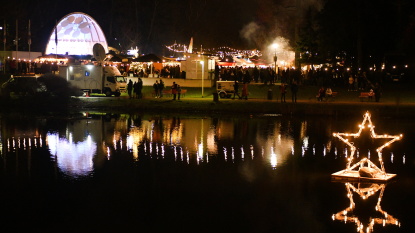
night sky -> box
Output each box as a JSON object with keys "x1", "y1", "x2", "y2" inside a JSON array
[
  {"x1": 1, "y1": 0, "x2": 415, "y2": 62},
  {"x1": 0, "y1": 0, "x2": 325, "y2": 54},
  {"x1": 0, "y1": 0, "x2": 260, "y2": 55}
]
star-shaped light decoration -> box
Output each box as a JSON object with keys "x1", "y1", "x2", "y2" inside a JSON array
[{"x1": 332, "y1": 111, "x2": 403, "y2": 180}]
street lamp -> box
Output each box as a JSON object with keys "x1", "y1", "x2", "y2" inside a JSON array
[
  {"x1": 272, "y1": 43, "x2": 278, "y2": 80},
  {"x1": 200, "y1": 60, "x2": 204, "y2": 97},
  {"x1": 0, "y1": 25, "x2": 4, "y2": 74}
]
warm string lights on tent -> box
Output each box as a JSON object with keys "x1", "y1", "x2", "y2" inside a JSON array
[
  {"x1": 332, "y1": 182, "x2": 400, "y2": 233},
  {"x1": 165, "y1": 44, "x2": 262, "y2": 58},
  {"x1": 203, "y1": 47, "x2": 262, "y2": 58},
  {"x1": 165, "y1": 43, "x2": 188, "y2": 53},
  {"x1": 332, "y1": 111, "x2": 402, "y2": 180}
]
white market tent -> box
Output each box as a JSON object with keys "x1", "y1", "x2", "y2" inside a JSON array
[{"x1": 45, "y1": 12, "x2": 108, "y2": 56}]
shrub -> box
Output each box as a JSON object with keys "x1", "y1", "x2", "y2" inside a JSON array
[{"x1": 37, "y1": 74, "x2": 80, "y2": 99}]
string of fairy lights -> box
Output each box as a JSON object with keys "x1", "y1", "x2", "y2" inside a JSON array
[
  {"x1": 331, "y1": 112, "x2": 403, "y2": 232},
  {"x1": 165, "y1": 43, "x2": 262, "y2": 59},
  {"x1": 333, "y1": 111, "x2": 403, "y2": 176}
]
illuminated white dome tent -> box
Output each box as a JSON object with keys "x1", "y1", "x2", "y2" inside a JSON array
[{"x1": 45, "y1": 12, "x2": 108, "y2": 55}]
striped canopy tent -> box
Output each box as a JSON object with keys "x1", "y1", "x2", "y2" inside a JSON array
[{"x1": 217, "y1": 61, "x2": 236, "y2": 67}]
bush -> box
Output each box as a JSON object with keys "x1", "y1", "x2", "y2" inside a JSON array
[{"x1": 37, "y1": 74, "x2": 81, "y2": 99}]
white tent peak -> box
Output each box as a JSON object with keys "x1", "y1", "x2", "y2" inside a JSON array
[
  {"x1": 45, "y1": 12, "x2": 108, "y2": 56},
  {"x1": 188, "y1": 37, "x2": 193, "y2": 53}
]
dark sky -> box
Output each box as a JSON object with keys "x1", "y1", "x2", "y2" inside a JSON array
[
  {"x1": 0, "y1": 0, "x2": 327, "y2": 55},
  {"x1": 1, "y1": 0, "x2": 415, "y2": 62},
  {"x1": 0, "y1": 0, "x2": 267, "y2": 55}
]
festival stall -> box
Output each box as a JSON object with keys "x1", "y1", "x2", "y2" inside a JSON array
[{"x1": 131, "y1": 54, "x2": 164, "y2": 78}]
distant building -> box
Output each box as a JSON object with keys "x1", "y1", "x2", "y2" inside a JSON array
[
  {"x1": 45, "y1": 12, "x2": 108, "y2": 56},
  {"x1": 180, "y1": 53, "x2": 210, "y2": 79}
]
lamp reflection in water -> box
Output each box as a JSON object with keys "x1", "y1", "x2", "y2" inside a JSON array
[
  {"x1": 270, "y1": 147, "x2": 277, "y2": 169},
  {"x1": 47, "y1": 132, "x2": 97, "y2": 177},
  {"x1": 197, "y1": 118, "x2": 205, "y2": 164},
  {"x1": 332, "y1": 182, "x2": 400, "y2": 233}
]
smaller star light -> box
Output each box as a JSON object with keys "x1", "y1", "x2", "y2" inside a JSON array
[{"x1": 333, "y1": 112, "x2": 403, "y2": 178}]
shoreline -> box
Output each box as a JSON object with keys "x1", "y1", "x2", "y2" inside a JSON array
[
  {"x1": 65, "y1": 96, "x2": 415, "y2": 118},
  {"x1": 1, "y1": 83, "x2": 415, "y2": 118}
]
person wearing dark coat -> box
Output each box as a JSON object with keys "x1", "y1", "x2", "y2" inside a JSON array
[
  {"x1": 171, "y1": 82, "x2": 178, "y2": 100},
  {"x1": 127, "y1": 79, "x2": 133, "y2": 98},
  {"x1": 232, "y1": 80, "x2": 241, "y2": 99},
  {"x1": 136, "y1": 78, "x2": 143, "y2": 99},
  {"x1": 158, "y1": 79, "x2": 165, "y2": 98},
  {"x1": 374, "y1": 82, "x2": 382, "y2": 102},
  {"x1": 290, "y1": 81, "x2": 298, "y2": 103},
  {"x1": 153, "y1": 80, "x2": 160, "y2": 98}
]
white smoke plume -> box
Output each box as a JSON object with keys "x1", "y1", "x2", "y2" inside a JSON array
[
  {"x1": 240, "y1": 0, "x2": 324, "y2": 65},
  {"x1": 240, "y1": 22, "x2": 261, "y2": 45}
]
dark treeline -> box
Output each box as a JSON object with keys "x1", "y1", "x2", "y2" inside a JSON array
[{"x1": 308, "y1": 0, "x2": 415, "y2": 69}]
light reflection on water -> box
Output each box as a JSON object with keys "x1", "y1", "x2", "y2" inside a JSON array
[
  {"x1": 47, "y1": 133, "x2": 96, "y2": 177},
  {"x1": 332, "y1": 182, "x2": 400, "y2": 233},
  {"x1": 0, "y1": 112, "x2": 411, "y2": 232},
  {"x1": 0, "y1": 113, "x2": 407, "y2": 176}
]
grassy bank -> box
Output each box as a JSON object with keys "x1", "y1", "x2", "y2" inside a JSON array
[
  {"x1": 71, "y1": 82, "x2": 415, "y2": 118},
  {"x1": 88, "y1": 81, "x2": 415, "y2": 103},
  {"x1": 1, "y1": 81, "x2": 415, "y2": 117}
]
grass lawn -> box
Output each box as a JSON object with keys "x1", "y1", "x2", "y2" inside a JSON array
[{"x1": 103, "y1": 82, "x2": 415, "y2": 104}]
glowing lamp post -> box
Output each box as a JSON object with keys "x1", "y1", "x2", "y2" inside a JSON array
[
  {"x1": 1, "y1": 25, "x2": 4, "y2": 74},
  {"x1": 200, "y1": 60, "x2": 204, "y2": 97},
  {"x1": 272, "y1": 43, "x2": 278, "y2": 80}
]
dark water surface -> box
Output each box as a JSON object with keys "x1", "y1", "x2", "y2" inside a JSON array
[{"x1": 0, "y1": 112, "x2": 414, "y2": 233}]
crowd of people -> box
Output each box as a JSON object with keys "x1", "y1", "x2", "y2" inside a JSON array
[
  {"x1": 159, "y1": 65, "x2": 181, "y2": 78},
  {"x1": 152, "y1": 79, "x2": 165, "y2": 98},
  {"x1": 1, "y1": 56, "x2": 391, "y2": 104},
  {"x1": 126, "y1": 78, "x2": 144, "y2": 99},
  {"x1": 118, "y1": 63, "x2": 391, "y2": 104},
  {"x1": 305, "y1": 67, "x2": 387, "y2": 92},
  {"x1": 2, "y1": 56, "x2": 388, "y2": 92},
  {"x1": 150, "y1": 79, "x2": 182, "y2": 100},
  {"x1": 128, "y1": 65, "x2": 181, "y2": 79},
  {"x1": 213, "y1": 64, "x2": 391, "y2": 103},
  {"x1": 217, "y1": 66, "x2": 278, "y2": 85},
  {"x1": 230, "y1": 80, "x2": 249, "y2": 100},
  {"x1": 2, "y1": 59, "x2": 60, "y2": 75},
  {"x1": 216, "y1": 65, "x2": 386, "y2": 89}
]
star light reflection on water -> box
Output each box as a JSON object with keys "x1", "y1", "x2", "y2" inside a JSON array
[
  {"x1": 0, "y1": 113, "x2": 411, "y2": 233},
  {"x1": 1, "y1": 113, "x2": 406, "y2": 178}
]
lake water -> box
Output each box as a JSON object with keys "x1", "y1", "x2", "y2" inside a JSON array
[{"x1": 0, "y1": 112, "x2": 414, "y2": 233}]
